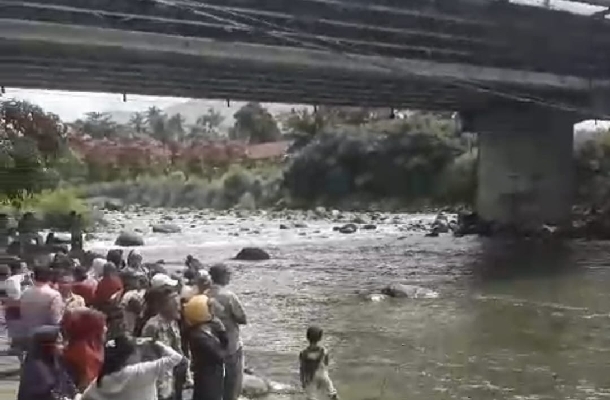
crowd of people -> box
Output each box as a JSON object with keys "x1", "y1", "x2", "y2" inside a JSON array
[{"x1": 0, "y1": 247, "x2": 340, "y2": 400}]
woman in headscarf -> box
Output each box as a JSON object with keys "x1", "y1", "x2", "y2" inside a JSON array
[
  {"x1": 18, "y1": 325, "x2": 78, "y2": 400},
  {"x1": 81, "y1": 335, "x2": 183, "y2": 400},
  {"x1": 184, "y1": 294, "x2": 228, "y2": 400},
  {"x1": 62, "y1": 308, "x2": 106, "y2": 391}
]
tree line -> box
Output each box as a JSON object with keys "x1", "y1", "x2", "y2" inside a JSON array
[{"x1": 71, "y1": 102, "x2": 284, "y2": 145}]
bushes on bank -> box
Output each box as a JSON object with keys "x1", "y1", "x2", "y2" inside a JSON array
[
  {"x1": 81, "y1": 165, "x2": 284, "y2": 210},
  {"x1": 0, "y1": 188, "x2": 93, "y2": 230},
  {"x1": 283, "y1": 120, "x2": 471, "y2": 205}
]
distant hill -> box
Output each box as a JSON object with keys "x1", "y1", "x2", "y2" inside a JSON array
[{"x1": 102, "y1": 99, "x2": 309, "y2": 132}]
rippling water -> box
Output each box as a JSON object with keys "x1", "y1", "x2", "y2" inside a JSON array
[{"x1": 85, "y1": 211, "x2": 610, "y2": 400}]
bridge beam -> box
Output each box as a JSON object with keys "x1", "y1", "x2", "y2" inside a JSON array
[{"x1": 473, "y1": 105, "x2": 575, "y2": 229}]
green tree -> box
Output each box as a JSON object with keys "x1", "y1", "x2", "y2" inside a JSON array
[
  {"x1": 230, "y1": 102, "x2": 281, "y2": 144},
  {"x1": 74, "y1": 112, "x2": 118, "y2": 139},
  {"x1": 129, "y1": 112, "x2": 147, "y2": 135},
  {"x1": 0, "y1": 100, "x2": 66, "y2": 200},
  {"x1": 188, "y1": 108, "x2": 225, "y2": 141},
  {"x1": 167, "y1": 113, "x2": 186, "y2": 142},
  {"x1": 146, "y1": 107, "x2": 172, "y2": 145}
]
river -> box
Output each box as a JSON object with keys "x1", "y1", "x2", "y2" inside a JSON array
[{"x1": 81, "y1": 210, "x2": 610, "y2": 399}]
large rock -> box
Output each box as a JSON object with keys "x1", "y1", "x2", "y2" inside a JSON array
[
  {"x1": 45, "y1": 232, "x2": 72, "y2": 245},
  {"x1": 87, "y1": 197, "x2": 124, "y2": 211},
  {"x1": 114, "y1": 231, "x2": 144, "y2": 247},
  {"x1": 151, "y1": 223, "x2": 182, "y2": 234},
  {"x1": 381, "y1": 283, "x2": 439, "y2": 299},
  {"x1": 234, "y1": 247, "x2": 270, "y2": 261},
  {"x1": 242, "y1": 373, "x2": 271, "y2": 398},
  {"x1": 336, "y1": 223, "x2": 357, "y2": 234}
]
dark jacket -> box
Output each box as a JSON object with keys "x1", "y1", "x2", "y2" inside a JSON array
[{"x1": 188, "y1": 324, "x2": 228, "y2": 400}]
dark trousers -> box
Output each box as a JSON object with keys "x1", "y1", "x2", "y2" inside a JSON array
[
  {"x1": 193, "y1": 367, "x2": 224, "y2": 400},
  {"x1": 224, "y1": 347, "x2": 244, "y2": 400}
]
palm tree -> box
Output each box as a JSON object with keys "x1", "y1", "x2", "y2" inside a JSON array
[
  {"x1": 129, "y1": 112, "x2": 146, "y2": 135},
  {"x1": 167, "y1": 113, "x2": 186, "y2": 142}
]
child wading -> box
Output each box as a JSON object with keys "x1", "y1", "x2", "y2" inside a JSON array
[{"x1": 299, "y1": 327, "x2": 338, "y2": 400}]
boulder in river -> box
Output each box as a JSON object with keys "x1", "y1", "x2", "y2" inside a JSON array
[
  {"x1": 114, "y1": 231, "x2": 144, "y2": 247},
  {"x1": 234, "y1": 247, "x2": 270, "y2": 261},
  {"x1": 362, "y1": 224, "x2": 377, "y2": 230},
  {"x1": 152, "y1": 223, "x2": 182, "y2": 234},
  {"x1": 336, "y1": 223, "x2": 358, "y2": 234},
  {"x1": 381, "y1": 283, "x2": 439, "y2": 299},
  {"x1": 45, "y1": 232, "x2": 72, "y2": 245},
  {"x1": 242, "y1": 373, "x2": 271, "y2": 398},
  {"x1": 87, "y1": 197, "x2": 124, "y2": 211}
]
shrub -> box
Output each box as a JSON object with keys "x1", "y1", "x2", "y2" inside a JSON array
[
  {"x1": 79, "y1": 165, "x2": 283, "y2": 210},
  {"x1": 0, "y1": 188, "x2": 93, "y2": 230}
]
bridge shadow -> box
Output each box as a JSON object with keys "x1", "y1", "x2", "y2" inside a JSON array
[{"x1": 469, "y1": 238, "x2": 576, "y2": 282}]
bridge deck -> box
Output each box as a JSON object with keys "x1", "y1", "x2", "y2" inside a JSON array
[{"x1": 0, "y1": 0, "x2": 608, "y2": 114}]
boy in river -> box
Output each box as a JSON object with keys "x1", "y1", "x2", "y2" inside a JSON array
[{"x1": 299, "y1": 326, "x2": 339, "y2": 400}]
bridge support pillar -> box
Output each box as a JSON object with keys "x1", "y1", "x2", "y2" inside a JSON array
[{"x1": 473, "y1": 105, "x2": 575, "y2": 229}]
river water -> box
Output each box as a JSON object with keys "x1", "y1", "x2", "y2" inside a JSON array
[{"x1": 85, "y1": 210, "x2": 610, "y2": 400}]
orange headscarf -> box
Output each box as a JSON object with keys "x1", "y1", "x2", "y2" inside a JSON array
[{"x1": 62, "y1": 308, "x2": 106, "y2": 389}]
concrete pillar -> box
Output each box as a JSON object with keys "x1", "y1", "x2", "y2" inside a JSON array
[{"x1": 474, "y1": 105, "x2": 575, "y2": 228}]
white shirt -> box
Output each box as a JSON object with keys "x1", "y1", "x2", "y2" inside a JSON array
[
  {"x1": 5, "y1": 274, "x2": 24, "y2": 300},
  {"x1": 82, "y1": 342, "x2": 182, "y2": 400}
]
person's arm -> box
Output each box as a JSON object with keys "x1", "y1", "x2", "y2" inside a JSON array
[
  {"x1": 298, "y1": 351, "x2": 306, "y2": 388},
  {"x1": 229, "y1": 292, "x2": 247, "y2": 325},
  {"x1": 49, "y1": 293, "x2": 64, "y2": 325},
  {"x1": 124, "y1": 342, "x2": 184, "y2": 379},
  {"x1": 323, "y1": 349, "x2": 330, "y2": 366}
]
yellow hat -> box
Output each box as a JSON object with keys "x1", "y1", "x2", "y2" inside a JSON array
[{"x1": 183, "y1": 294, "x2": 212, "y2": 326}]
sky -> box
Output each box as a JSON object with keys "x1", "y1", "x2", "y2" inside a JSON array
[{"x1": 2, "y1": 88, "x2": 187, "y2": 121}]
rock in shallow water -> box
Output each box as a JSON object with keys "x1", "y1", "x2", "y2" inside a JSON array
[
  {"x1": 242, "y1": 373, "x2": 271, "y2": 398},
  {"x1": 382, "y1": 283, "x2": 439, "y2": 299},
  {"x1": 235, "y1": 247, "x2": 271, "y2": 261},
  {"x1": 152, "y1": 223, "x2": 182, "y2": 234},
  {"x1": 336, "y1": 223, "x2": 358, "y2": 234},
  {"x1": 114, "y1": 231, "x2": 144, "y2": 247}
]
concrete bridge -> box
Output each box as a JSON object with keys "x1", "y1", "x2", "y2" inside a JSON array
[{"x1": 2, "y1": 0, "x2": 610, "y2": 228}]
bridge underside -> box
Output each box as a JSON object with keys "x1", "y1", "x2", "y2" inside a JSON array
[
  {"x1": 2, "y1": 0, "x2": 610, "y2": 115},
  {"x1": 0, "y1": 20, "x2": 600, "y2": 115}
]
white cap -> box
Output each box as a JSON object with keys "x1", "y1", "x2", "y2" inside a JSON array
[{"x1": 151, "y1": 273, "x2": 178, "y2": 288}]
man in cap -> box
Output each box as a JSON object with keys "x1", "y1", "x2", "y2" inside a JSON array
[{"x1": 207, "y1": 264, "x2": 247, "y2": 400}]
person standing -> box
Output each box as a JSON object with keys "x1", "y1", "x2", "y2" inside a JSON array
[
  {"x1": 20, "y1": 265, "x2": 64, "y2": 342},
  {"x1": 17, "y1": 325, "x2": 78, "y2": 400},
  {"x1": 62, "y1": 307, "x2": 106, "y2": 391},
  {"x1": 184, "y1": 294, "x2": 227, "y2": 400},
  {"x1": 299, "y1": 326, "x2": 339, "y2": 400},
  {"x1": 94, "y1": 263, "x2": 125, "y2": 340},
  {"x1": 142, "y1": 287, "x2": 186, "y2": 400},
  {"x1": 81, "y1": 336, "x2": 184, "y2": 400},
  {"x1": 207, "y1": 264, "x2": 247, "y2": 400},
  {"x1": 72, "y1": 266, "x2": 97, "y2": 307},
  {"x1": 57, "y1": 272, "x2": 86, "y2": 312}
]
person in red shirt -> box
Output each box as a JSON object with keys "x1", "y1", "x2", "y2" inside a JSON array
[
  {"x1": 94, "y1": 262, "x2": 124, "y2": 307},
  {"x1": 71, "y1": 266, "x2": 97, "y2": 306}
]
